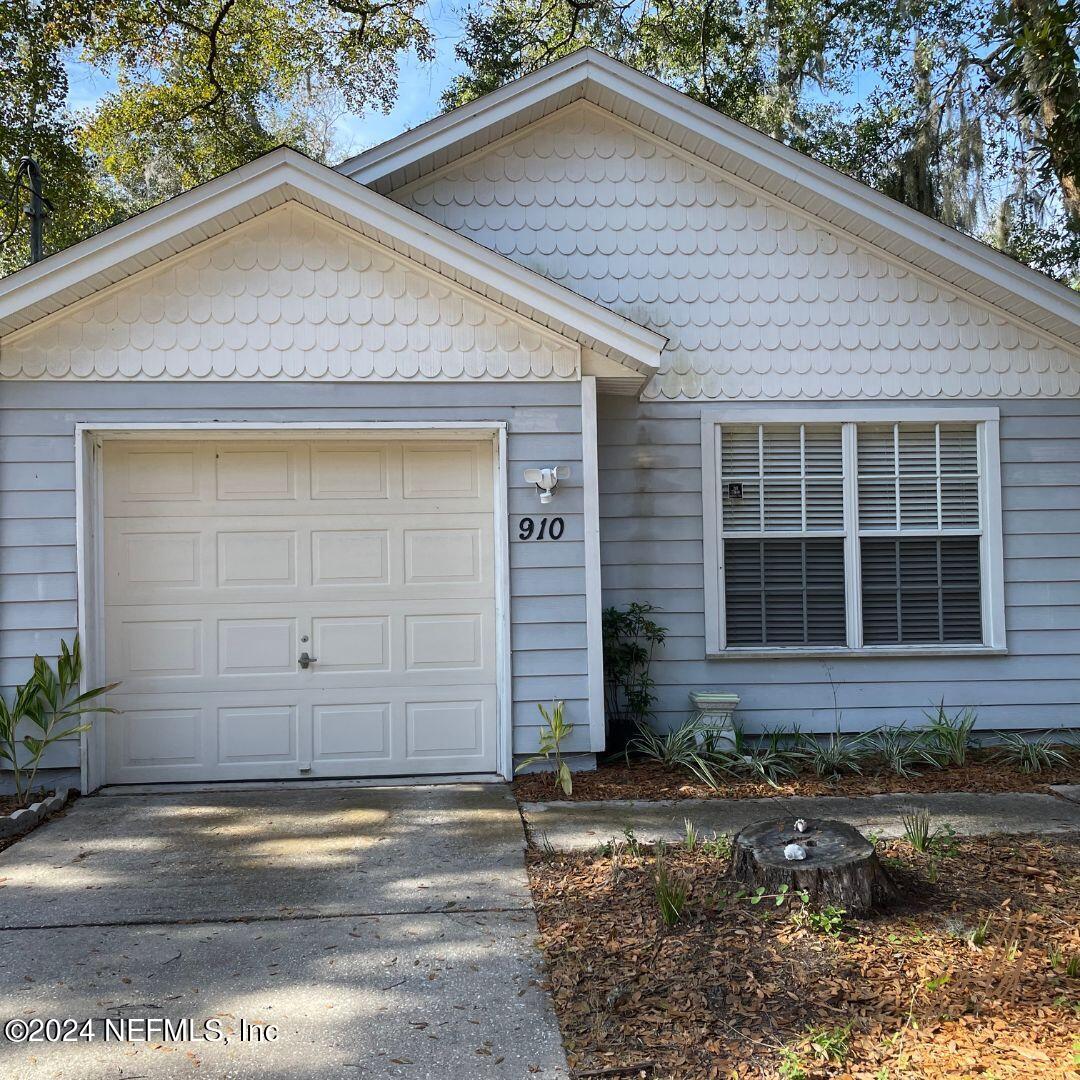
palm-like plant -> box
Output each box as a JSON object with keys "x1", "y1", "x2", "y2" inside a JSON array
[
  {"x1": 0, "y1": 637, "x2": 118, "y2": 807},
  {"x1": 628, "y1": 720, "x2": 722, "y2": 789}
]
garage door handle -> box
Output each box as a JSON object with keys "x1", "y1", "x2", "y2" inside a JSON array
[{"x1": 298, "y1": 652, "x2": 317, "y2": 670}]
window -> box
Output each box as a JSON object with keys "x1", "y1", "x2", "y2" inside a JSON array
[{"x1": 703, "y1": 410, "x2": 1005, "y2": 654}]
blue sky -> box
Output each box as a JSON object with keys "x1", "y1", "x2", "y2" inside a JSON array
[{"x1": 63, "y1": 1, "x2": 467, "y2": 159}]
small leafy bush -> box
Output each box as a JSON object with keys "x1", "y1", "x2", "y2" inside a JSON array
[
  {"x1": 0, "y1": 636, "x2": 117, "y2": 807},
  {"x1": 516, "y1": 700, "x2": 574, "y2": 795},
  {"x1": 794, "y1": 904, "x2": 846, "y2": 936},
  {"x1": 602, "y1": 602, "x2": 666, "y2": 753},
  {"x1": 924, "y1": 700, "x2": 978, "y2": 767},
  {"x1": 992, "y1": 731, "x2": 1069, "y2": 773},
  {"x1": 653, "y1": 849, "x2": 690, "y2": 927}
]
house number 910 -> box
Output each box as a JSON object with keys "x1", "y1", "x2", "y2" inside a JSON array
[{"x1": 518, "y1": 516, "x2": 565, "y2": 540}]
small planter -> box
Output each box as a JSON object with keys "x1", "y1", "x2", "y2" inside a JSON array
[
  {"x1": 689, "y1": 690, "x2": 740, "y2": 749},
  {"x1": 0, "y1": 788, "x2": 75, "y2": 843}
]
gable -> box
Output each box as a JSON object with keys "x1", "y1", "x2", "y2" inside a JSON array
[
  {"x1": 395, "y1": 102, "x2": 1080, "y2": 400},
  {"x1": 0, "y1": 202, "x2": 582, "y2": 382}
]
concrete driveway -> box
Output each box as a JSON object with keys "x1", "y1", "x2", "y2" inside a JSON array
[{"x1": 0, "y1": 784, "x2": 569, "y2": 1079}]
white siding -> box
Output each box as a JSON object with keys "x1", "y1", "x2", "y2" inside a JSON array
[{"x1": 397, "y1": 101, "x2": 1080, "y2": 401}]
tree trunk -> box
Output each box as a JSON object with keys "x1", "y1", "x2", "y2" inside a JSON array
[{"x1": 731, "y1": 818, "x2": 896, "y2": 916}]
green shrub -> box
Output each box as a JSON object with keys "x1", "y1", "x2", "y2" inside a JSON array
[
  {"x1": 629, "y1": 719, "x2": 721, "y2": 788},
  {"x1": 870, "y1": 724, "x2": 940, "y2": 777},
  {"x1": 992, "y1": 731, "x2": 1069, "y2": 773},
  {"x1": 798, "y1": 727, "x2": 871, "y2": 779},
  {"x1": 924, "y1": 700, "x2": 978, "y2": 767},
  {"x1": 602, "y1": 602, "x2": 666, "y2": 753},
  {"x1": 0, "y1": 636, "x2": 117, "y2": 807}
]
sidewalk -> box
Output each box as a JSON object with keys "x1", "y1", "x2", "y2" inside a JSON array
[{"x1": 522, "y1": 786, "x2": 1080, "y2": 850}]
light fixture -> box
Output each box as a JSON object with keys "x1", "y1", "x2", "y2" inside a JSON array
[{"x1": 523, "y1": 466, "x2": 567, "y2": 504}]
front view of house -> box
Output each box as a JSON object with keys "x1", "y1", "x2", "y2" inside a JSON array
[{"x1": 1, "y1": 50, "x2": 1078, "y2": 791}]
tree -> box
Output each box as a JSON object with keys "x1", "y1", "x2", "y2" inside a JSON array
[
  {"x1": 0, "y1": 0, "x2": 435, "y2": 273},
  {"x1": 445, "y1": 0, "x2": 1080, "y2": 283}
]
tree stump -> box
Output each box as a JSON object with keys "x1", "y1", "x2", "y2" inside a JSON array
[{"x1": 730, "y1": 818, "x2": 896, "y2": 915}]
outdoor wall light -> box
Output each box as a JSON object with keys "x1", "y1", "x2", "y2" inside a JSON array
[{"x1": 524, "y1": 466, "x2": 568, "y2": 504}]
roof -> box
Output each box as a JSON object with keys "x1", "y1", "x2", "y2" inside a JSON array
[
  {"x1": 0, "y1": 147, "x2": 665, "y2": 376},
  {"x1": 339, "y1": 48, "x2": 1080, "y2": 353}
]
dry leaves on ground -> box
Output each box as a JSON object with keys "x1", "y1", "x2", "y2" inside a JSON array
[
  {"x1": 513, "y1": 756, "x2": 1079, "y2": 803},
  {"x1": 528, "y1": 834, "x2": 1080, "y2": 1078}
]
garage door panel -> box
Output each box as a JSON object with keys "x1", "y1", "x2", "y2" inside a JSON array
[
  {"x1": 311, "y1": 529, "x2": 389, "y2": 585},
  {"x1": 312, "y1": 702, "x2": 392, "y2": 763},
  {"x1": 218, "y1": 705, "x2": 298, "y2": 765},
  {"x1": 310, "y1": 445, "x2": 389, "y2": 499},
  {"x1": 216, "y1": 530, "x2": 298, "y2": 588},
  {"x1": 312, "y1": 616, "x2": 390, "y2": 672},
  {"x1": 102, "y1": 437, "x2": 498, "y2": 783}
]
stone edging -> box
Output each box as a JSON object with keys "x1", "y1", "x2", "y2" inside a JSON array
[{"x1": 0, "y1": 788, "x2": 75, "y2": 842}]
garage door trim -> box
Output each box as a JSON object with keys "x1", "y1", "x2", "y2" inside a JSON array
[{"x1": 74, "y1": 421, "x2": 512, "y2": 792}]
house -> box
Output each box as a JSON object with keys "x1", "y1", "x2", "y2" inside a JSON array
[{"x1": 1, "y1": 49, "x2": 1078, "y2": 791}]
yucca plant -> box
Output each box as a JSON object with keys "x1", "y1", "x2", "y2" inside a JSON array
[
  {"x1": 992, "y1": 731, "x2": 1069, "y2": 773},
  {"x1": 0, "y1": 637, "x2": 118, "y2": 807},
  {"x1": 628, "y1": 719, "x2": 721, "y2": 789},
  {"x1": 516, "y1": 700, "x2": 575, "y2": 795},
  {"x1": 798, "y1": 727, "x2": 871, "y2": 779},
  {"x1": 870, "y1": 724, "x2": 940, "y2": 777},
  {"x1": 924, "y1": 700, "x2": 978, "y2": 767}
]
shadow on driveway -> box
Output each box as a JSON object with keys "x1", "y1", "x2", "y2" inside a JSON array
[{"x1": 0, "y1": 783, "x2": 568, "y2": 1078}]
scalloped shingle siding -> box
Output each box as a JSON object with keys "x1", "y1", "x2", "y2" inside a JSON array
[
  {"x1": 400, "y1": 102, "x2": 1079, "y2": 400},
  {"x1": 0, "y1": 203, "x2": 580, "y2": 382}
]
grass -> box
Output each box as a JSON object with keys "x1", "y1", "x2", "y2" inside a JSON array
[{"x1": 653, "y1": 849, "x2": 690, "y2": 927}]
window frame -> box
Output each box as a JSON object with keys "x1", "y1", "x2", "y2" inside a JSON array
[{"x1": 701, "y1": 406, "x2": 1006, "y2": 658}]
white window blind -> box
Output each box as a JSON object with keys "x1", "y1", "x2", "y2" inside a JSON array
[
  {"x1": 714, "y1": 417, "x2": 993, "y2": 652},
  {"x1": 720, "y1": 424, "x2": 846, "y2": 646},
  {"x1": 856, "y1": 422, "x2": 982, "y2": 645}
]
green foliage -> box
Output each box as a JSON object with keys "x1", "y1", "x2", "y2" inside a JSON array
[
  {"x1": 1, "y1": 0, "x2": 435, "y2": 272},
  {"x1": 602, "y1": 602, "x2": 666, "y2": 753},
  {"x1": 628, "y1": 719, "x2": 721, "y2": 789},
  {"x1": 0, "y1": 636, "x2": 118, "y2": 806},
  {"x1": 924, "y1": 701, "x2": 979, "y2": 767},
  {"x1": 901, "y1": 808, "x2": 958, "y2": 856},
  {"x1": 682, "y1": 817, "x2": 698, "y2": 851},
  {"x1": 992, "y1": 731, "x2": 1070, "y2": 773},
  {"x1": 515, "y1": 700, "x2": 575, "y2": 795},
  {"x1": 652, "y1": 849, "x2": 690, "y2": 926},
  {"x1": 805, "y1": 1022, "x2": 853, "y2": 1063},
  {"x1": 869, "y1": 724, "x2": 941, "y2": 777},
  {"x1": 799, "y1": 727, "x2": 871, "y2": 779},
  {"x1": 794, "y1": 904, "x2": 846, "y2": 936}
]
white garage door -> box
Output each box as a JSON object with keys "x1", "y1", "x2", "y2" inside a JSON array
[{"x1": 100, "y1": 438, "x2": 499, "y2": 784}]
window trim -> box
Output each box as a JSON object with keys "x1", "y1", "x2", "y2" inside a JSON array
[{"x1": 701, "y1": 406, "x2": 1006, "y2": 657}]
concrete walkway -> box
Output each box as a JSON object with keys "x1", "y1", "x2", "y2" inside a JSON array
[
  {"x1": 0, "y1": 784, "x2": 569, "y2": 1079},
  {"x1": 523, "y1": 788, "x2": 1080, "y2": 851}
]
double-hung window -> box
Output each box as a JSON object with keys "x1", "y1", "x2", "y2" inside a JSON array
[{"x1": 703, "y1": 409, "x2": 1005, "y2": 654}]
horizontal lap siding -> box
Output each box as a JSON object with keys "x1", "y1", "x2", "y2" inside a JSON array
[
  {"x1": 598, "y1": 396, "x2": 1080, "y2": 735},
  {"x1": 0, "y1": 381, "x2": 590, "y2": 763}
]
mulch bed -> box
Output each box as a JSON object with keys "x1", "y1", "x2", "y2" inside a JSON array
[
  {"x1": 0, "y1": 791, "x2": 50, "y2": 816},
  {"x1": 514, "y1": 754, "x2": 1079, "y2": 803},
  {"x1": 529, "y1": 835, "x2": 1080, "y2": 1078}
]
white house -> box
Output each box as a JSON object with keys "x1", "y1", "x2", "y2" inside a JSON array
[{"x1": 1, "y1": 50, "x2": 1078, "y2": 790}]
